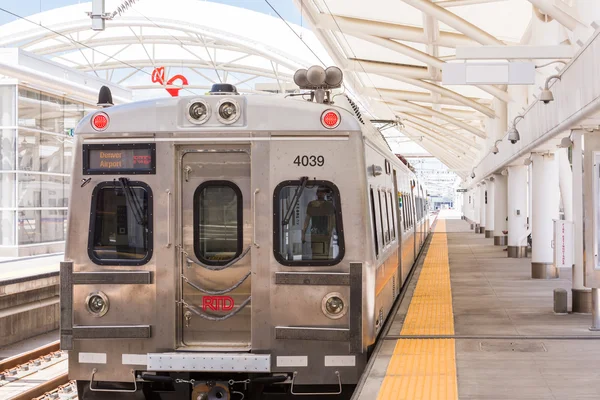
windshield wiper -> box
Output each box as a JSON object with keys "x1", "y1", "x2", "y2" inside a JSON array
[
  {"x1": 282, "y1": 176, "x2": 309, "y2": 226},
  {"x1": 117, "y1": 178, "x2": 146, "y2": 226}
]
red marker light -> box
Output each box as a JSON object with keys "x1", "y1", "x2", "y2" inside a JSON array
[
  {"x1": 91, "y1": 112, "x2": 109, "y2": 131},
  {"x1": 321, "y1": 110, "x2": 340, "y2": 129}
]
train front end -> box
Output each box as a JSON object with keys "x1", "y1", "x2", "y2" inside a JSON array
[{"x1": 62, "y1": 79, "x2": 371, "y2": 399}]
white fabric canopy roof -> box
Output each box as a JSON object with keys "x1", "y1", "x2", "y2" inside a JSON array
[
  {"x1": 298, "y1": 0, "x2": 538, "y2": 177},
  {"x1": 0, "y1": 0, "x2": 332, "y2": 100}
]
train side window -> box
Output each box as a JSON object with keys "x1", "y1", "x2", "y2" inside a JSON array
[
  {"x1": 388, "y1": 192, "x2": 395, "y2": 239},
  {"x1": 274, "y1": 180, "x2": 344, "y2": 266},
  {"x1": 411, "y1": 195, "x2": 414, "y2": 227},
  {"x1": 88, "y1": 180, "x2": 153, "y2": 265},
  {"x1": 378, "y1": 190, "x2": 387, "y2": 244},
  {"x1": 384, "y1": 191, "x2": 391, "y2": 241},
  {"x1": 194, "y1": 181, "x2": 242, "y2": 266},
  {"x1": 409, "y1": 194, "x2": 414, "y2": 228},
  {"x1": 370, "y1": 188, "x2": 379, "y2": 257},
  {"x1": 402, "y1": 193, "x2": 407, "y2": 231}
]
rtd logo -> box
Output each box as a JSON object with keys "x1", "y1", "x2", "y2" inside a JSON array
[{"x1": 202, "y1": 296, "x2": 234, "y2": 311}]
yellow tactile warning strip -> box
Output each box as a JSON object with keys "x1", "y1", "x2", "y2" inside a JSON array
[{"x1": 377, "y1": 219, "x2": 459, "y2": 400}]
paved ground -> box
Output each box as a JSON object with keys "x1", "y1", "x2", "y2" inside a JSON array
[
  {"x1": 355, "y1": 210, "x2": 600, "y2": 400},
  {"x1": 447, "y1": 215, "x2": 600, "y2": 400}
]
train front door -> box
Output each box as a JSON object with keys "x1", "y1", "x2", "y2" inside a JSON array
[{"x1": 178, "y1": 147, "x2": 252, "y2": 351}]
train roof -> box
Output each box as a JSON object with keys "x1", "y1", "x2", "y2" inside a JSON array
[{"x1": 75, "y1": 94, "x2": 364, "y2": 136}]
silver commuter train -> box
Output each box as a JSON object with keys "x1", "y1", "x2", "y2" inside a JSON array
[{"x1": 60, "y1": 76, "x2": 430, "y2": 399}]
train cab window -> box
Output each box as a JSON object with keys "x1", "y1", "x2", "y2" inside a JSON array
[
  {"x1": 194, "y1": 182, "x2": 242, "y2": 265},
  {"x1": 88, "y1": 180, "x2": 153, "y2": 265},
  {"x1": 370, "y1": 188, "x2": 379, "y2": 257},
  {"x1": 274, "y1": 180, "x2": 344, "y2": 266}
]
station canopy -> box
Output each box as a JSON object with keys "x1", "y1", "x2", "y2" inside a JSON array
[
  {"x1": 0, "y1": 0, "x2": 332, "y2": 100},
  {"x1": 300, "y1": 0, "x2": 537, "y2": 177}
]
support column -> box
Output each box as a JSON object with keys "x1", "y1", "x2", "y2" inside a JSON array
[
  {"x1": 474, "y1": 185, "x2": 481, "y2": 232},
  {"x1": 531, "y1": 153, "x2": 560, "y2": 279},
  {"x1": 507, "y1": 166, "x2": 528, "y2": 258},
  {"x1": 493, "y1": 173, "x2": 508, "y2": 245},
  {"x1": 558, "y1": 148, "x2": 573, "y2": 221},
  {"x1": 485, "y1": 179, "x2": 495, "y2": 238},
  {"x1": 572, "y1": 131, "x2": 591, "y2": 312},
  {"x1": 479, "y1": 183, "x2": 486, "y2": 234}
]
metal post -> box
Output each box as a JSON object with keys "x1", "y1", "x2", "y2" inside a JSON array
[
  {"x1": 591, "y1": 289, "x2": 600, "y2": 330},
  {"x1": 572, "y1": 130, "x2": 592, "y2": 312},
  {"x1": 531, "y1": 153, "x2": 560, "y2": 278},
  {"x1": 91, "y1": 0, "x2": 106, "y2": 31}
]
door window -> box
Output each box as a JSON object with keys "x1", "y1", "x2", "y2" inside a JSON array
[
  {"x1": 194, "y1": 181, "x2": 242, "y2": 265},
  {"x1": 274, "y1": 180, "x2": 344, "y2": 266},
  {"x1": 88, "y1": 180, "x2": 153, "y2": 265}
]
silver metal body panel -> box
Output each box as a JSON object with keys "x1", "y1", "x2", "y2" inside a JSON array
[
  {"x1": 147, "y1": 353, "x2": 271, "y2": 372},
  {"x1": 64, "y1": 93, "x2": 429, "y2": 387}
]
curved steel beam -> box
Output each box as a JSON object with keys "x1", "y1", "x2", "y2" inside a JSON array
[
  {"x1": 397, "y1": 113, "x2": 482, "y2": 149},
  {"x1": 403, "y1": 119, "x2": 480, "y2": 152},
  {"x1": 380, "y1": 72, "x2": 495, "y2": 117},
  {"x1": 314, "y1": 13, "x2": 478, "y2": 47},
  {"x1": 0, "y1": 19, "x2": 307, "y2": 72},
  {"x1": 400, "y1": 0, "x2": 505, "y2": 45},
  {"x1": 388, "y1": 99, "x2": 486, "y2": 138}
]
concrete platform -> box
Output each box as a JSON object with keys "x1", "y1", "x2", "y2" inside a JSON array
[
  {"x1": 0, "y1": 256, "x2": 61, "y2": 348},
  {"x1": 354, "y1": 210, "x2": 600, "y2": 400},
  {"x1": 0, "y1": 254, "x2": 61, "y2": 282},
  {"x1": 0, "y1": 330, "x2": 58, "y2": 360}
]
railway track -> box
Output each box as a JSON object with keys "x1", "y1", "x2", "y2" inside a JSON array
[{"x1": 0, "y1": 340, "x2": 74, "y2": 400}]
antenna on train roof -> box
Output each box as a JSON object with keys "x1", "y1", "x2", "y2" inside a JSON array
[
  {"x1": 293, "y1": 65, "x2": 343, "y2": 104},
  {"x1": 97, "y1": 86, "x2": 114, "y2": 108}
]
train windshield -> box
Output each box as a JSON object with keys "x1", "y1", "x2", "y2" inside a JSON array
[
  {"x1": 88, "y1": 181, "x2": 153, "y2": 265},
  {"x1": 274, "y1": 180, "x2": 344, "y2": 266}
]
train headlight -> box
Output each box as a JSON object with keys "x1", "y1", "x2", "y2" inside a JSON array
[
  {"x1": 216, "y1": 98, "x2": 241, "y2": 125},
  {"x1": 85, "y1": 291, "x2": 109, "y2": 317},
  {"x1": 322, "y1": 292, "x2": 347, "y2": 319},
  {"x1": 186, "y1": 100, "x2": 211, "y2": 125}
]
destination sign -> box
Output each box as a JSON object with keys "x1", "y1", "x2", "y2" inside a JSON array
[
  {"x1": 83, "y1": 144, "x2": 156, "y2": 175},
  {"x1": 456, "y1": 188, "x2": 468, "y2": 192}
]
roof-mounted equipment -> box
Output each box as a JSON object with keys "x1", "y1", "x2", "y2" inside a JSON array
[
  {"x1": 209, "y1": 83, "x2": 239, "y2": 95},
  {"x1": 97, "y1": 85, "x2": 114, "y2": 108},
  {"x1": 293, "y1": 65, "x2": 343, "y2": 104}
]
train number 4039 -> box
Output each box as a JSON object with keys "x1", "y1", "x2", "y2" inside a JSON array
[{"x1": 293, "y1": 155, "x2": 325, "y2": 167}]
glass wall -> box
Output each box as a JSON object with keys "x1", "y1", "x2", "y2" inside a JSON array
[{"x1": 0, "y1": 84, "x2": 90, "y2": 253}]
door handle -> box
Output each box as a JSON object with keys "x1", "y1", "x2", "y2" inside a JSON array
[
  {"x1": 184, "y1": 166, "x2": 192, "y2": 182},
  {"x1": 166, "y1": 189, "x2": 172, "y2": 248},
  {"x1": 253, "y1": 188, "x2": 260, "y2": 248}
]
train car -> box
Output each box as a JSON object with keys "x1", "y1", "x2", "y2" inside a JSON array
[{"x1": 60, "y1": 68, "x2": 430, "y2": 399}]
